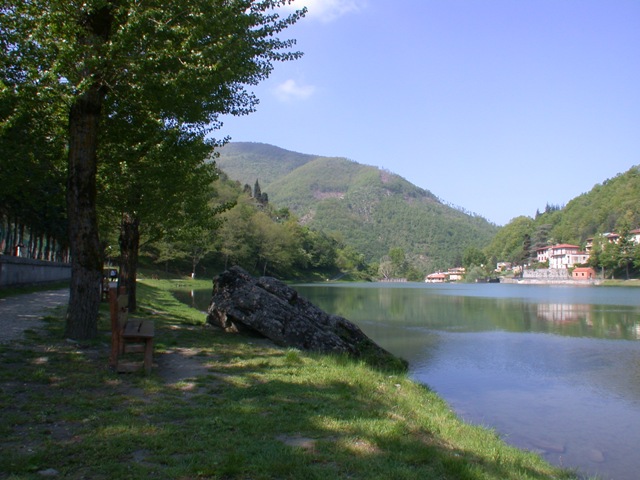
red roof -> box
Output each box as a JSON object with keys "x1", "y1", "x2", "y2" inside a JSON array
[{"x1": 551, "y1": 244, "x2": 580, "y2": 249}]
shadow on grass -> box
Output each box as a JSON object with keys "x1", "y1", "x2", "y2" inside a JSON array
[{"x1": 0, "y1": 283, "x2": 577, "y2": 480}]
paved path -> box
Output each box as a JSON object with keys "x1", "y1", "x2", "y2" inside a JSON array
[{"x1": 0, "y1": 289, "x2": 69, "y2": 343}]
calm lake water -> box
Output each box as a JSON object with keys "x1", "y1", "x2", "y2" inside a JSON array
[{"x1": 182, "y1": 282, "x2": 640, "y2": 480}]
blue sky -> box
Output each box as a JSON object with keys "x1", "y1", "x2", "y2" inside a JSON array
[{"x1": 219, "y1": 0, "x2": 640, "y2": 226}]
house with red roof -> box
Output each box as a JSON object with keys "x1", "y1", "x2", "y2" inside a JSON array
[
  {"x1": 536, "y1": 244, "x2": 589, "y2": 269},
  {"x1": 425, "y1": 272, "x2": 447, "y2": 283}
]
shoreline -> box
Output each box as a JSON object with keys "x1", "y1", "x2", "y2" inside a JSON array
[{"x1": 499, "y1": 277, "x2": 603, "y2": 286}]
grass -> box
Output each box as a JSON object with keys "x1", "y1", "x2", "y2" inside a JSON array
[
  {"x1": 601, "y1": 278, "x2": 640, "y2": 287},
  {"x1": 0, "y1": 278, "x2": 579, "y2": 479}
]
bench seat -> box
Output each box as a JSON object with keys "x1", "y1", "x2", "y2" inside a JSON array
[{"x1": 109, "y1": 288, "x2": 155, "y2": 374}]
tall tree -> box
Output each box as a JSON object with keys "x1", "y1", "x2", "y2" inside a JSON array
[
  {"x1": 615, "y1": 213, "x2": 636, "y2": 280},
  {"x1": 2, "y1": 1, "x2": 304, "y2": 339},
  {"x1": 98, "y1": 119, "x2": 223, "y2": 311}
]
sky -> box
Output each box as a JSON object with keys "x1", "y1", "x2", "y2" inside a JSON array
[{"x1": 219, "y1": 0, "x2": 640, "y2": 226}]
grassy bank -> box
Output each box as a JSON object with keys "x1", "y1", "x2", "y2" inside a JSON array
[{"x1": 0, "y1": 279, "x2": 578, "y2": 479}]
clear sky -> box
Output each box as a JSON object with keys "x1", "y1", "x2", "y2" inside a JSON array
[{"x1": 219, "y1": 0, "x2": 640, "y2": 226}]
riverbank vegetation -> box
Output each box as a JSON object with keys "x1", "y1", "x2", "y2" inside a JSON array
[
  {"x1": 0, "y1": 280, "x2": 577, "y2": 479},
  {"x1": 138, "y1": 173, "x2": 374, "y2": 283}
]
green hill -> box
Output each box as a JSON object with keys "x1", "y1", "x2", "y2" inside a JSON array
[
  {"x1": 215, "y1": 142, "x2": 318, "y2": 187},
  {"x1": 216, "y1": 142, "x2": 498, "y2": 273},
  {"x1": 484, "y1": 165, "x2": 640, "y2": 264}
]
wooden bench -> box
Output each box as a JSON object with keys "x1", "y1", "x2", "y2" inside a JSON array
[{"x1": 109, "y1": 288, "x2": 154, "y2": 374}]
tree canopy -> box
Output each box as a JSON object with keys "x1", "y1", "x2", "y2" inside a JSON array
[{"x1": 1, "y1": 0, "x2": 305, "y2": 339}]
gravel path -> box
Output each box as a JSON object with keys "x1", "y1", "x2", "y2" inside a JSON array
[
  {"x1": 0, "y1": 289, "x2": 69, "y2": 343},
  {"x1": 0, "y1": 288, "x2": 211, "y2": 384}
]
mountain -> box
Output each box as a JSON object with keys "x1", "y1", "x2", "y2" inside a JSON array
[
  {"x1": 216, "y1": 142, "x2": 498, "y2": 272},
  {"x1": 213, "y1": 142, "x2": 317, "y2": 187}
]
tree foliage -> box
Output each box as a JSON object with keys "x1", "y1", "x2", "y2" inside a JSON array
[
  {"x1": 147, "y1": 173, "x2": 351, "y2": 280},
  {"x1": 462, "y1": 247, "x2": 487, "y2": 269},
  {"x1": 1, "y1": 1, "x2": 304, "y2": 338}
]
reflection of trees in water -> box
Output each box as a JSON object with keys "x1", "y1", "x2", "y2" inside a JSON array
[
  {"x1": 295, "y1": 286, "x2": 640, "y2": 341},
  {"x1": 184, "y1": 285, "x2": 640, "y2": 341}
]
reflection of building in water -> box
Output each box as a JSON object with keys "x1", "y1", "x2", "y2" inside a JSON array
[{"x1": 536, "y1": 303, "x2": 591, "y2": 323}]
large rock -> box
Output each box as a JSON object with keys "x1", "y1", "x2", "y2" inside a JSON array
[{"x1": 207, "y1": 266, "x2": 407, "y2": 371}]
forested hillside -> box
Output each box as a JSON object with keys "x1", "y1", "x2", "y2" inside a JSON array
[
  {"x1": 484, "y1": 166, "x2": 640, "y2": 265},
  {"x1": 217, "y1": 142, "x2": 498, "y2": 274},
  {"x1": 216, "y1": 142, "x2": 318, "y2": 186}
]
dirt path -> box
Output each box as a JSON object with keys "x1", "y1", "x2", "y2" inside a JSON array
[
  {"x1": 0, "y1": 288, "x2": 213, "y2": 385},
  {"x1": 0, "y1": 289, "x2": 209, "y2": 381},
  {"x1": 0, "y1": 289, "x2": 69, "y2": 344}
]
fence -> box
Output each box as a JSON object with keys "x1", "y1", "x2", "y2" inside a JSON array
[{"x1": 0, "y1": 255, "x2": 71, "y2": 287}]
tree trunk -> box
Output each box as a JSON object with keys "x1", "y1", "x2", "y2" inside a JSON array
[
  {"x1": 63, "y1": 4, "x2": 116, "y2": 340},
  {"x1": 64, "y1": 86, "x2": 105, "y2": 340},
  {"x1": 119, "y1": 213, "x2": 140, "y2": 312},
  {"x1": 4, "y1": 220, "x2": 12, "y2": 255}
]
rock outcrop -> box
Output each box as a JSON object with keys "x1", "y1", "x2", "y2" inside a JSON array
[{"x1": 207, "y1": 266, "x2": 407, "y2": 371}]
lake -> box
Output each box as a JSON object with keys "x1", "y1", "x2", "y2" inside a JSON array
[{"x1": 182, "y1": 282, "x2": 640, "y2": 480}]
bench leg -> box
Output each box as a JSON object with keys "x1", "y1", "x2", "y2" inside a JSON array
[{"x1": 143, "y1": 338, "x2": 154, "y2": 374}]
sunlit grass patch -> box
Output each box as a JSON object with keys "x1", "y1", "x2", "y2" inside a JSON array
[{"x1": 0, "y1": 279, "x2": 578, "y2": 480}]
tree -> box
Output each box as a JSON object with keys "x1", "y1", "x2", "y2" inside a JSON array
[
  {"x1": 98, "y1": 119, "x2": 224, "y2": 311},
  {"x1": 600, "y1": 241, "x2": 618, "y2": 279},
  {"x1": 378, "y1": 259, "x2": 393, "y2": 280},
  {"x1": 633, "y1": 243, "x2": 640, "y2": 273},
  {"x1": 216, "y1": 200, "x2": 258, "y2": 270},
  {"x1": 254, "y1": 180, "x2": 262, "y2": 201},
  {"x1": 0, "y1": 99, "x2": 68, "y2": 260},
  {"x1": 615, "y1": 213, "x2": 636, "y2": 280},
  {"x1": 484, "y1": 216, "x2": 535, "y2": 266},
  {"x1": 252, "y1": 211, "x2": 297, "y2": 275},
  {"x1": 462, "y1": 246, "x2": 487, "y2": 269},
  {"x1": 2, "y1": 1, "x2": 305, "y2": 339},
  {"x1": 388, "y1": 247, "x2": 408, "y2": 277}
]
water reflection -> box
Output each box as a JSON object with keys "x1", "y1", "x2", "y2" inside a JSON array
[{"x1": 294, "y1": 283, "x2": 640, "y2": 341}]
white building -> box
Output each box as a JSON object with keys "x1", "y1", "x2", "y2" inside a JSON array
[{"x1": 537, "y1": 244, "x2": 589, "y2": 269}]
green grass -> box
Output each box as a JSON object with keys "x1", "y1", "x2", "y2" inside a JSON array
[
  {"x1": 601, "y1": 278, "x2": 640, "y2": 287},
  {"x1": 0, "y1": 279, "x2": 579, "y2": 479}
]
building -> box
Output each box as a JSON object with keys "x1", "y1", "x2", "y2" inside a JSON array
[
  {"x1": 536, "y1": 246, "x2": 551, "y2": 263},
  {"x1": 572, "y1": 267, "x2": 596, "y2": 280},
  {"x1": 447, "y1": 267, "x2": 466, "y2": 281},
  {"x1": 425, "y1": 268, "x2": 466, "y2": 283},
  {"x1": 586, "y1": 228, "x2": 640, "y2": 252},
  {"x1": 536, "y1": 244, "x2": 589, "y2": 269},
  {"x1": 425, "y1": 273, "x2": 447, "y2": 283}
]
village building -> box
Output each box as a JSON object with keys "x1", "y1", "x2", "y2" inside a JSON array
[
  {"x1": 425, "y1": 272, "x2": 447, "y2": 283},
  {"x1": 447, "y1": 267, "x2": 466, "y2": 281},
  {"x1": 536, "y1": 244, "x2": 589, "y2": 269},
  {"x1": 585, "y1": 228, "x2": 640, "y2": 252},
  {"x1": 425, "y1": 267, "x2": 466, "y2": 283},
  {"x1": 572, "y1": 267, "x2": 596, "y2": 280}
]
